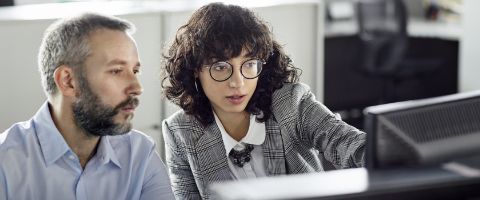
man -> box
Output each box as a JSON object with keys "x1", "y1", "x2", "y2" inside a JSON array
[{"x1": 0, "y1": 13, "x2": 174, "y2": 200}]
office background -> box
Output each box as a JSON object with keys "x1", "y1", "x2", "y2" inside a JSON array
[{"x1": 0, "y1": 0, "x2": 478, "y2": 156}]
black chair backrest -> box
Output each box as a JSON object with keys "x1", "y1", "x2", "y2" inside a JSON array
[
  {"x1": 0, "y1": 0, "x2": 13, "y2": 6},
  {"x1": 356, "y1": 0, "x2": 408, "y2": 77}
]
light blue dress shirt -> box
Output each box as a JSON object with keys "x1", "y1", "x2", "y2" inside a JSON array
[{"x1": 0, "y1": 102, "x2": 175, "y2": 200}]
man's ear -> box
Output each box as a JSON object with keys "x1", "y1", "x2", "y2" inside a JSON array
[{"x1": 53, "y1": 65, "x2": 77, "y2": 97}]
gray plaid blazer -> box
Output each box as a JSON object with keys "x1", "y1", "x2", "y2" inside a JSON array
[{"x1": 162, "y1": 83, "x2": 366, "y2": 199}]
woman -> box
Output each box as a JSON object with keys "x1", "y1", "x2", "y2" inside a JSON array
[{"x1": 161, "y1": 2, "x2": 366, "y2": 199}]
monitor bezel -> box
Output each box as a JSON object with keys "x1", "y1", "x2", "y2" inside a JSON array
[{"x1": 363, "y1": 90, "x2": 480, "y2": 170}]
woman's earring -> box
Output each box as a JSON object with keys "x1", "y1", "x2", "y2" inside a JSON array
[{"x1": 194, "y1": 80, "x2": 199, "y2": 93}]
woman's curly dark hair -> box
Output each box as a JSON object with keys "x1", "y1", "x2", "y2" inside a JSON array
[{"x1": 162, "y1": 2, "x2": 300, "y2": 126}]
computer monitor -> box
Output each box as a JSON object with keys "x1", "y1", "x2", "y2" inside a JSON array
[{"x1": 363, "y1": 90, "x2": 480, "y2": 170}]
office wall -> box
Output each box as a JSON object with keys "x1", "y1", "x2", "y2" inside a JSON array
[
  {"x1": 0, "y1": 19, "x2": 53, "y2": 130},
  {"x1": 459, "y1": 0, "x2": 480, "y2": 92}
]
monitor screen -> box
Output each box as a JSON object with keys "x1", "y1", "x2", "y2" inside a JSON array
[{"x1": 363, "y1": 90, "x2": 480, "y2": 170}]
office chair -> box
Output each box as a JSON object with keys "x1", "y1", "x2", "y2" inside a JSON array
[
  {"x1": 356, "y1": 0, "x2": 408, "y2": 77},
  {"x1": 0, "y1": 0, "x2": 14, "y2": 6},
  {"x1": 355, "y1": 0, "x2": 442, "y2": 103}
]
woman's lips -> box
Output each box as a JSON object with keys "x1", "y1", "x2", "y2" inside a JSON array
[{"x1": 226, "y1": 95, "x2": 246, "y2": 105}]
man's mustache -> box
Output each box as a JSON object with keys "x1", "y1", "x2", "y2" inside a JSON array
[{"x1": 114, "y1": 96, "x2": 139, "y2": 111}]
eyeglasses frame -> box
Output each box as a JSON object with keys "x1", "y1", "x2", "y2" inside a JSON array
[{"x1": 204, "y1": 58, "x2": 266, "y2": 82}]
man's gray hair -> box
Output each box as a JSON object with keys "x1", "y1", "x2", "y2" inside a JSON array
[{"x1": 38, "y1": 13, "x2": 135, "y2": 96}]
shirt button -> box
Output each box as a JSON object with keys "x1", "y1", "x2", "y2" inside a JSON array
[{"x1": 69, "y1": 155, "x2": 75, "y2": 160}]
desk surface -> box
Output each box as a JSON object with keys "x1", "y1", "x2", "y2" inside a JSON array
[{"x1": 210, "y1": 163, "x2": 480, "y2": 200}]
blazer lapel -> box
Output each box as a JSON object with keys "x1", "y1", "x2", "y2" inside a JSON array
[
  {"x1": 262, "y1": 118, "x2": 287, "y2": 176},
  {"x1": 194, "y1": 122, "x2": 234, "y2": 188}
]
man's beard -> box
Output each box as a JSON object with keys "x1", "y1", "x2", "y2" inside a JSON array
[{"x1": 72, "y1": 77, "x2": 139, "y2": 137}]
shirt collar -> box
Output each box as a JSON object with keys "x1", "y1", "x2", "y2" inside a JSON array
[
  {"x1": 33, "y1": 101, "x2": 121, "y2": 168},
  {"x1": 214, "y1": 112, "x2": 266, "y2": 156},
  {"x1": 33, "y1": 101, "x2": 70, "y2": 166},
  {"x1": 96, "y1": 136, "x2": 122, "y2": 168}
]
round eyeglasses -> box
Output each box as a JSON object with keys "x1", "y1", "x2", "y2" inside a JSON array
[{"x1": 205, "y1": 59, "x2": 265, "y2": 82}]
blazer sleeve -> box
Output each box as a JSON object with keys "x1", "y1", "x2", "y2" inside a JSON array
[
  {"x1": 162, "y1": 120, "x2": 202, "y2": 199},
  {"x1": 274, "y1": 83, "x2": 366, "y2": 168}
]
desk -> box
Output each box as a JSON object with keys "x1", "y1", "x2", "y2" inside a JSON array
[{"x1": 210, "y1": 165, "x2": 480, "y2": 200}]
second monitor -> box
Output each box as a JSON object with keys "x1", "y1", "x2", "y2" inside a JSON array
[{"x1": 363, "y1": 90, "x2": 480, "y2": 170}]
